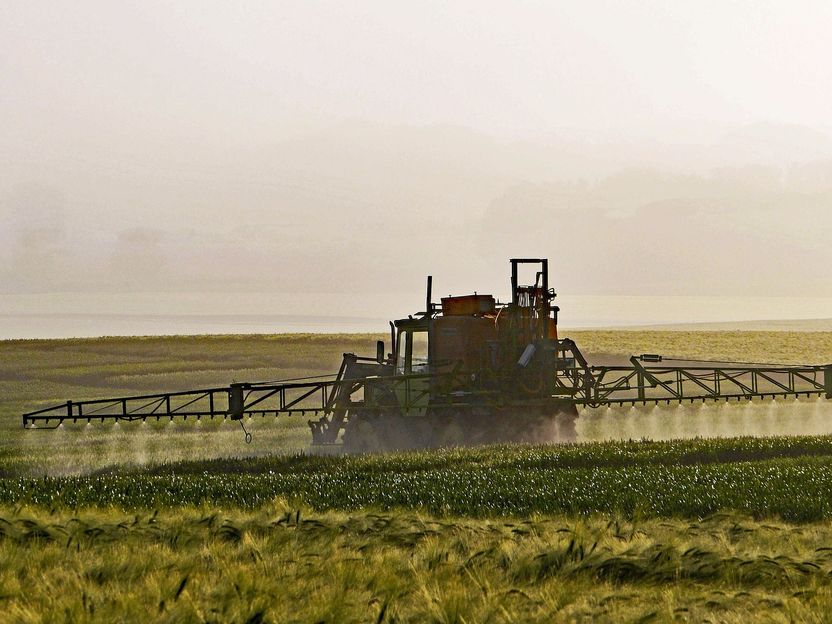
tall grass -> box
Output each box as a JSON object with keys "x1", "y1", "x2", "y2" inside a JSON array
[{"x1": 3, "y1": 504, "x2": 832, "y2": 623}]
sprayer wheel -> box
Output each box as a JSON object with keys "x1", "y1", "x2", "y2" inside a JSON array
[
  {"x1": 341, "y1": 411, "x2": 381, "y2": 453},
  {"x1": 429, "y1": 409, "x2": 467, "y2": 447},
  {"x1": 480, "y1": 404, "x2": 579, "y2": 445},
  {"x1": 342, "y1": 403, "x2": 579, "y2": 452}
]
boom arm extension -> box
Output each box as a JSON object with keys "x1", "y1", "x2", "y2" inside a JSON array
[
  {"x1": 21, "y1": 356, "x2": 832, "y2": 437},
  {"x1": 582, "y1": 358, "x2": 832, "y2": 406},
  {"x1": 21, "y1": 351, "x2": 395, "y2": 431},
  {"x1": 22, "y1": 378, "x2": 344, "y2": 428}
]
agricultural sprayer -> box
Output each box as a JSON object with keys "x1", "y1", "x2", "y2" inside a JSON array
[{"x1": 22, "y1": 259, "x2": 832, "y2": 450}]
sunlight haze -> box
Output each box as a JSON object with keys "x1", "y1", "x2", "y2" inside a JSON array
[{"x1": 3, "y1": 0, "x2": 832, "y2": 330}]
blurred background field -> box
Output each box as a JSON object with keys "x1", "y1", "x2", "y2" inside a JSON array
[{"x1": 3, "y1": 331, "x2": 832, "y2": 477}]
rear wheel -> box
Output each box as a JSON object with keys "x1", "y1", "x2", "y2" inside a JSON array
[{"x1": 341, "y1": 410, "x2": 381, "y2": 453}]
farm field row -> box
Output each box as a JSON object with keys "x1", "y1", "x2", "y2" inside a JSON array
[{"x1": 4, "y1": 436, "x2": 832, "y2": 521}]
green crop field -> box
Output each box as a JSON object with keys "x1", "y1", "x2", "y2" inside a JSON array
[{"x1": 3, "y1": 331, "x2": 832, "y2": 622}]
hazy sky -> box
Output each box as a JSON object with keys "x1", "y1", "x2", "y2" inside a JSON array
[{"x1": 3, "y1": 1, "x2": 832, "y2": 303}]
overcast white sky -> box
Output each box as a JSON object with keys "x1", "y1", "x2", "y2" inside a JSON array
[{"x1": 3, "y1": 0, "x2": 832, "y2": 302}]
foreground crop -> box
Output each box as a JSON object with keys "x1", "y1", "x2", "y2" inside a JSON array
[
  {"x1": 6, "y1": 436, "x2": 832, "y2": 520},
  {"x1": 3, "y1": 505, "x2": 832, "y2": 623}
]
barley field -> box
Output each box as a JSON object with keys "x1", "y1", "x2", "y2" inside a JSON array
[
  {"x1": 5, "y1": 505, "x2": 832, "y2": 623},
  {"x1": 3, "y1": 331, "x2": 832, "y2": 622}
]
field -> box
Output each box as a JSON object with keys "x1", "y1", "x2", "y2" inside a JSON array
[
  {"x1": 7, "y1": 505, "x2": 832, "y2": 622},
  {"x1": 3, "y1": 331, "x2": 832, "y2": 621}
]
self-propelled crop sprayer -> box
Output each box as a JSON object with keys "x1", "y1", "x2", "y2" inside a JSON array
[{"x1": 22, "y1": 259, "x2": 832, "y2": 451}]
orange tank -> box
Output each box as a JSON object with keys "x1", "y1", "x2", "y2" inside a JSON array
[{"x1": 441, "y1": 294, "x2": 496, "y2": 316}]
